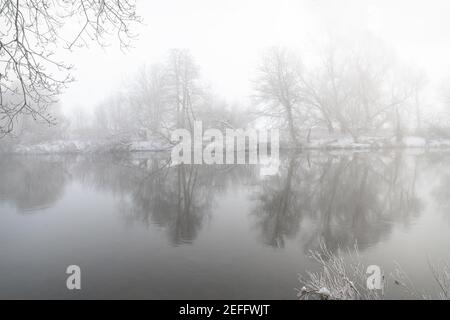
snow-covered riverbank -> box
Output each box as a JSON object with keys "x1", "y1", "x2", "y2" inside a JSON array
[
  {"x1": 303, "y1": 136, "x2": 450, "y2": 150},
  {"x1": 1, "y1": 139, "x2": 173, "y2": 154},
  {"x1": 2, "y1": 136, "x2": 450, "y2": 155}
]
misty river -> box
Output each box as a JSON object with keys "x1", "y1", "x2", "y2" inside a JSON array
[{"x1": 1, "y1": 150, "x2": 450, "y2": 299}]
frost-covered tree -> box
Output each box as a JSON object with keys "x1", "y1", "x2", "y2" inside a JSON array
[
  {"x1": 254, "y1": 47, "x2": 303, "y2": 146},
  {"x1": 0, "y1": 0, "x2": 140, "y2": 136}
]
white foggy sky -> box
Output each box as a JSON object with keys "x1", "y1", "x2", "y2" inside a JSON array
[{"x1": 61, "y1": 0, "x2": 450, "y2": 115}]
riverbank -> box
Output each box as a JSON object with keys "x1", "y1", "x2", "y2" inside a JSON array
[
  {"x1": 303, "y1": 136, "x2": 450, "y2": 150},
  {"x1": 2, "y1": 136, "x2": 450, "y2": 154},
  {"x1": 298, "y1": 242, "x2": 450, "y2": 300},
  {"x1": 0, "y1": 139, "x2": 173, "y2": 154}
]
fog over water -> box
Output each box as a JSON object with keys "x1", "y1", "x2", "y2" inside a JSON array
[
  {"x1": 1, "y1": 151, "x2": 450, "y2": 298},
  {"x1": 1, "y1": 0, "x2": 450, "y2": 300}
]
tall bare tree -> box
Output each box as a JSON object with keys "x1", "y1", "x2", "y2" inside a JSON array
[
  {"x1": 254, "y1": 47, "x2": 303, "y2": 146},
  {"x1": 131, "y1": 64, "x2": 170, "y2": 138},
  {"x1": 167, "y1": 49, "x2": 200, "y2": 132}
]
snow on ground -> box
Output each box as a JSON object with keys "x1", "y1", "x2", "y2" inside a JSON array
[
  {"x1": 12, "y1": 140, "x2": 90, "y2": 154},
  {"x1": 403, "y1": 136, "x2": 427, "y2": 147},
  {"x1": 6, "y1": 139, "x2": 172, "y2": 154},
  {"x1": 3, "y1": 136, "x2": 450, "y2": 154},
  {"x1": 128, "y1": 140, "x2": 173, "y2": 152},
  {"x1": 304, "y1": 136, "x2": 450, "y2": 150}
]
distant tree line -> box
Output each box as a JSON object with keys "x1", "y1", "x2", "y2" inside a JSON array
[
  {"x1": 4, "y1": 29, "x2": 450, "y2": 147},
  {"x1": 79, "y1": 35, "x2": 450, "y2": 147},
  {"x1": 78, "y1": 49, "x2": 252, "y2": 144},
  {"x1": 253, "y1": 34, "x2": 431, "y2": 145}
]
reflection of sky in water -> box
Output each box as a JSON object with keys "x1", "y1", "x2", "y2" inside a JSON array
[{"x1": 0, "y1": 151, "x2": 450, "y2": 299}]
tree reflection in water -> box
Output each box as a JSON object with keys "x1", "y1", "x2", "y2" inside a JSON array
[
  {"x1": 0, "y1": 155, "x2": 70, "y2": 212},
  {"x1": 0, "y1": 151, "x2": 436, "y2": 252},
  {"x1": 72, "y1": 154, "x2": 259, "y2": 245},
  {"x1": 253, "y1": 151, "x2": 423, "y2": 252}
]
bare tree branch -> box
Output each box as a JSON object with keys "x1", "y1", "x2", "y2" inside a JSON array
[{"x1": 0, "y1": 0, "x2": 141, "y2": 137}]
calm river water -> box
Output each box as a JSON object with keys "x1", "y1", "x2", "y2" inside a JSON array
[{"x1": 1, "y1": 150, "x2": 450, "y2": 299}]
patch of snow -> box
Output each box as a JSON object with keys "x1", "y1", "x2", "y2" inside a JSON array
[
  {"x1": 318, "y1": 287, "x2": 331, "y2": 297},
  {"x1": 403, "y1": 136, "x2": 426, "y2": 147},
  {"x1": 129, "y1": 140, "x2": 172, "y2": 152},
  {"x1": 12, "y1": 140, "x2": 87, "y2": 154},
  {"x1": 260, "y1": 156, "x2": 280, "y2": 177}
]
